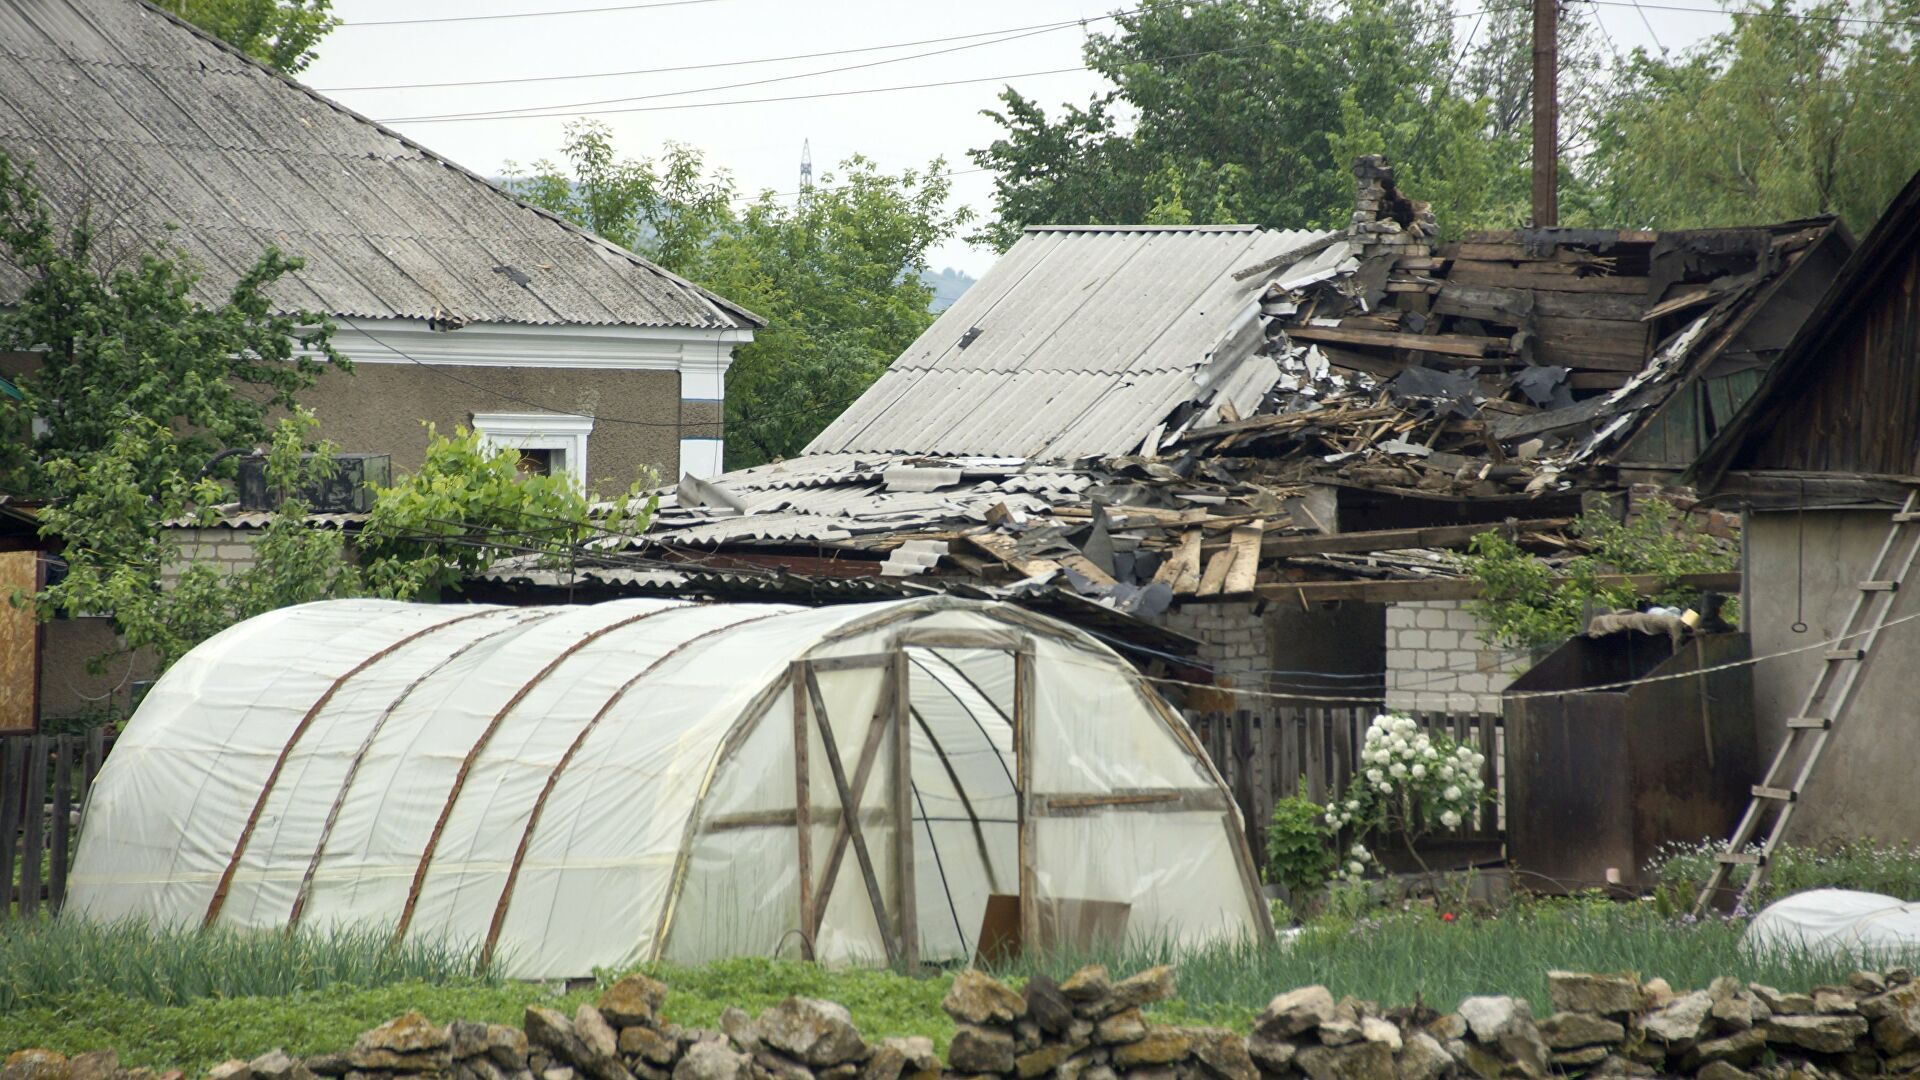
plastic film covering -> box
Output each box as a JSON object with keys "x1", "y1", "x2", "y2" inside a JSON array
[{"x1": 68, "y1": 596, "x2": 1267, "y2": 976}]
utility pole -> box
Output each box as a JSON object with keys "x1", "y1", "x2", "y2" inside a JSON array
[{"x1": 1531, "y1": 0, "x2": 1559, "y2": 227}]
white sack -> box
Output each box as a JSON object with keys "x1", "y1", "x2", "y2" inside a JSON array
[{"x1": 1743, "y1": 888, "x2": 1920, "y2": 960}]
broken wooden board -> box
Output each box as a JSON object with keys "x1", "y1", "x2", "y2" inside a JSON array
[
  {"x1": 1222, "y1": 520, "x2": 1265, "y2": 594},
  {"x1": 1446, "y1": 260, "x2": 1648, "y2": 295},
  {"x1": 1151, "y1": 529, "x2": 1203, "y2": 594},
  {"x1": 964, "y1": 533, "x2": 1063, "y2": 579},
  {"x1": 1284, "y1": 325, "x2": 1505, "y2": 357},
  {"x1": 1194, "y1": 547, "x2": 1236, "y2": 598}
]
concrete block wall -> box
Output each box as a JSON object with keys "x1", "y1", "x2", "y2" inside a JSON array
[
  {"x1": 162, "y1": 527, "x2": 260, "y2": 586},
  {"x1": 1160, "y1": 600, "x2": 1272, "y2": 709},
  {"x1": 1384, "y1": 600, "x2": 1530, "y2": 714}
]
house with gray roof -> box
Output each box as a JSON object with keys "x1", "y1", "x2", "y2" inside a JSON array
[{"x1": 0, "y1": 0, "x2": 760, "y2": 487}]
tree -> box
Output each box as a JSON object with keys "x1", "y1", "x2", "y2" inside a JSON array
[
  {"x1": 969, "y1": 0, "x2": 1531, "y2": 247},
  {"x1": 32, "y1": 411, "x2": 361, "y2": 671},
  {"x1": 0, "y1": 151, "x2": 348, "y2": 497},
  {"x1": 506, "y1": 128, "x2": 969, "y2": 469},
  {"x1": 356, "y1": 425, "x2": 656, "y2": 600},
  {"x1": 156, "y1": 0, "x2": 339, "y2": 75},
  {"x1": 1584, "y1": 0, "x2": 1920, "y2": 233}
]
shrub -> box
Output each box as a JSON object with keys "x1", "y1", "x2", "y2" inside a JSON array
[
  {"x1": 1264, "y1": 790, "x2": 1337, "y2": 897},
  {"x1": 1325, "y1": 714, "x2": 1486, "y2": 878}
]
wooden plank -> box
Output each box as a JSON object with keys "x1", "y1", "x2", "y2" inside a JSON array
[
  {"x1": 790, "y1": 665, "x2": 814, "y2": 958},
  {"x1": 49, "y1": 734, "x2": 71, "y2": 911},
  {"x1": 1284, "y1": 325, "x2": 1503, "y2": 357},
  {"x1": 1251, "y1": 571, "x2": 1743, "y2": 604},
  {"x1": 1195, "y1": 548, "x2": 1236, "y2": 598},
  {"x1": 1058, "y1": 553, "x2": 1117, "y2": 587},
  {"x1": 1222, "y1": 520, "x2": 1265, "y2": 595},
  {"x1": 0, "y1": 552, "x2": 37, "y2": 732},
  {"x1": 803, "y1": 664, "x2": 899, "y2": 966},
  {"x1": 1014, "y1": 645, "x2": 1037, "y2": 955},
  {"x1": 1034, "y1": 789, "x2": 1232, "y2": 814},
  {"x1": 0, "y1": 738, "x2": 21, "y2": 913},
  {"x1": 890, "y1": 649, "x2": 917, "y2": 969},
  {"x1": 806, "y1": 652, "x2": 895, "y2": 672},
  {"x1": 1435, "y1": 282, "x2": 1647, "y2": 323},
  {"x1": 1258, "y1": 518, "x2": 1572, "y2": 558},
  {"x1": 1152, "y1": 530, "x2": 1203, "y2": 594},
  {"x1": 963, "y1": 533, "x2": 1063, "y2": 579},
  {"x1": 20, "y1": 735, "x2": 45, "y2": 916},
  {"x1": 1447, "y1": 260, "x2": 1648, "y2": 294}
]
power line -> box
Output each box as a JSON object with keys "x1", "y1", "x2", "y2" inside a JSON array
[
  {"x1": 1589, "y1": 0, "x2": 1920, "y2": 30},
  {"x1": 377, "y1": 21, "x2": 1084, "y2": 124},
  {"x1": 337, "y1": 0, "x2": 729, "y2": 29},
  {"x1": 376, "y1": 7, "x2": 1515, "y2": 126},
  {"x1": 315, "y1": 13, "x2": 1126, "y2": 92}
]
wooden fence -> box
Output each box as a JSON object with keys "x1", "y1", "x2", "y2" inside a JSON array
[
  {"x1": 2, "y1": 728, "x2": 114, "y2": 917},
  {"x1": 1190, "y1": 706, "x2": 1504, "y2": 873}
]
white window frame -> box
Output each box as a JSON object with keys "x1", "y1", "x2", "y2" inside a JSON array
[{"x1": 473, "y1": 412, "x2": 595, "y2": 486}]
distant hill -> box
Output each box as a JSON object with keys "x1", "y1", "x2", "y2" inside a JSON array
[{"x1": 922, "y1": 267, "x2": 976, "y2": 312}]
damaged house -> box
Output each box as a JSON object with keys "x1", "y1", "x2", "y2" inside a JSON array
[{"x1": 476, "y1": 160, "x2": 1852, "y2": 856}]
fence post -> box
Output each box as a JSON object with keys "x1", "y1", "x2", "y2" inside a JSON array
[
  {"x1": 20, "y1": 735, "x2": 46, "y2": 916},
  {"x1": 50, "y1": 734, "x2": 73, "y2": 911},
  {"x1": 0, "y1": 737, "x2": 20, "y2": 914}
]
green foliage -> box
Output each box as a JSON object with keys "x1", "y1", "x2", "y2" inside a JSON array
[
  {"x1": 1649, "y1": 838, "x2": 1920, "y2": 914},
  {"x1": 968, "y1": 0, "x2": 1551, "y2": 247},
  {"x1": 1263, "y1": 790, "x2": 1337, "y2": 896},
  {"x1": 156, "y1": 0, "x2": 339, "y2": 74},
  {"x1": 356, "y1": 425, "x2": 656, "y2": 600},
  {"x1": 0, "y1": 919, "x2": 496, "y2": 1013},
  {"x1": 505, "y1": 127, "x2": 969, "y2": 468},
  {"x1": 32, "y1": 411, "x2": 363, "y2": 671},
  {"x1": 1326, "y1": 714, "x2": 1487, "y2": 878},
  {"x1": 1457, "y1": 498, "x2": 1737, "y2": 650},
  {"x1": 1584, "y1": 0, "x2": 1920, "y2": 234},
  {"x1": 0, "y1": 151, "x2": 347, "y2": 497},
  {"x1": 505, "y1": 121, "x2": 733, "y2": 271}
]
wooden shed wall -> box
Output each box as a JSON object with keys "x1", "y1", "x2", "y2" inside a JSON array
[{"x1": 1739, "y1": 245, "x2": 1920, "y2": 477}]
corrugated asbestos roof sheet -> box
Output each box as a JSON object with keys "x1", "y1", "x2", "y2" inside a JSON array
[
  {"x1": 0, "y1": 0, "x2": 758, "y2": 329},
  {"x1": 806, "y1": 224, "x2": 1326, "y2": 461}
]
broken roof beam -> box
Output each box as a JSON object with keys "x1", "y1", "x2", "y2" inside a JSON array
[
  {"x1": 1253, "y1": 517, "x2": 1574, "y2": 558},
  {"x1": 1282, "y1": 325, "x2": 1508, "y2": 358},
  {"x1": 1241, "y1": 570, "x2": 1741, "y2": 605}
]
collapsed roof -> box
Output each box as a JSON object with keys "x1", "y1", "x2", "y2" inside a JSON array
[{"x1": 532, "y1": 160, "x2": 1848, "y2": 608}]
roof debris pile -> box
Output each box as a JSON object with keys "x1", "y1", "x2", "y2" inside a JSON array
[{"x1": 483, "y1": 158, "x2": 1845, "y2": 613}]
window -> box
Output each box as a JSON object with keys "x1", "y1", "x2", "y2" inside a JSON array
[{"x1": 472, "y1": 412, "x2": 594, "y2": 486}]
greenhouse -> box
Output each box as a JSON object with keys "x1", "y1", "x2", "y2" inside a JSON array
[{"x1": 67, "y1": 596, "x2": 1269, "y2": 977}]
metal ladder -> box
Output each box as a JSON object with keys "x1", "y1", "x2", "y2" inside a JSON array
[{"x1": 1695, "y1": 488, "x2": 1920, "y2": 915}]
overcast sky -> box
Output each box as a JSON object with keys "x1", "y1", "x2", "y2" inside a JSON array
[{"x1": 303, "y1": 1, "x2": 1734, "y2": 277}]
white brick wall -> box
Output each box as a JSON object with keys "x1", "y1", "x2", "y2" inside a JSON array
[
  {"x1": 161, "y1": 526, "x2": 260, "y2": 585},
  {"x1": 1383, "y1": 600, "x2": 1530, "y2": 714},
  {"x1": 1160, "y1": 601, "x2": 1276, "y2": 718}
]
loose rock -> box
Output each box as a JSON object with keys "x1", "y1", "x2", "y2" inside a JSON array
[
  {"x1": 1257, "y1": 986, "x2": 1338, "y2": 1038},
  {"x1": 1538, "y1": 1012, "x2": 1624, "y2": 1049},
  {"x1": 673, "y1": 1042, "x2": 748, "y2": 1080},
  {"x1": 1764, "y1": 1013, "x2": 1869, "y2": 1054},
  {"x1": 1109, "y1": 1028, "x2": 1191, "y2": 1068},
  {"x1": 1546, "y1": 972, "x2": 1643, "y2": 1017},
  {"x1": 601, "y1": 976, "x2": 670, "y2": 1029},
  {"x1": 943, "y1": 970, "x2": 1026, "y2": 1026},
  {"x1": 758, "y1": 998, "x2": 866, "y2": 1068},
  {"x1": 947, "y1": 1026, "x2": 1015, "y2": 1075}
]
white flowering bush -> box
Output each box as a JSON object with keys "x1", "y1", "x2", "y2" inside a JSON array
[{"x1": 1324, "y1": 713, "x2": 1488, "y2": 879}]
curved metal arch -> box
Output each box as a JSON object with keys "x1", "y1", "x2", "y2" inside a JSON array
[
  {"x1": 285, "y1": 606, "x2": 564, "y2": 929},
  {"x1": 390, "y1": 602, "x2": 693, "y2": 944},
  {"x1": 479, "y1": 606, "x2": 803, "y2": 964},
  {"x1": 201, "y1": 607, "x2": 501, "y2": 929}
]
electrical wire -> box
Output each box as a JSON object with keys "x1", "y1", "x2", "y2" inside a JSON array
[
  {"x1": 337, "y1": 0, "x2": 731, "y2": 29},
  {"x1": 375, "y1": 21, "x2": 1091, "y2": 124},
  {"x1": 316, "y1": 12, "x2": 1132, "y2": 92},
  {"x1": 373, "y1": 5, "x2": 1517, "y2": 125}
]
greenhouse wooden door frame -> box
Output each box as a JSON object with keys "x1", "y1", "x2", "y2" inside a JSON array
[{"x1": 791, "y1": 630, "x2": 1034, "y2": 968}]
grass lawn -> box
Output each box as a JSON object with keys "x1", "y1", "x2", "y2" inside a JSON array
[{"x1": 5, "y1": 901, "x2": 1917, "y2": 1075}]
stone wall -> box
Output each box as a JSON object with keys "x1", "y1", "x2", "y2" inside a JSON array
[
  {"x1": 14, "y1": 965, "x2": 1920, "y2": 1080},
  {"x1": 1383, "y1": 602, "x2": 1530, "y2": 715}
]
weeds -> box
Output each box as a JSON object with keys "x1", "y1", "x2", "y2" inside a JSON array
[
  {"x1": 0, "y1": 918, "x2": 496, "y2": 1010},
  {"x1": 1648, "y1": 838, "x2": 1920, "y2": 912}
]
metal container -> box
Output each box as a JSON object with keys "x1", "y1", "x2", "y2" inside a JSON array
[{"x1": 1503, "y1": 631, "x2": 1757, "y2": 892}]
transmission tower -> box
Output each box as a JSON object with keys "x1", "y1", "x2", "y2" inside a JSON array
[{"x1": 799, "y1": 138, "x2": 813, "y2": 193}]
